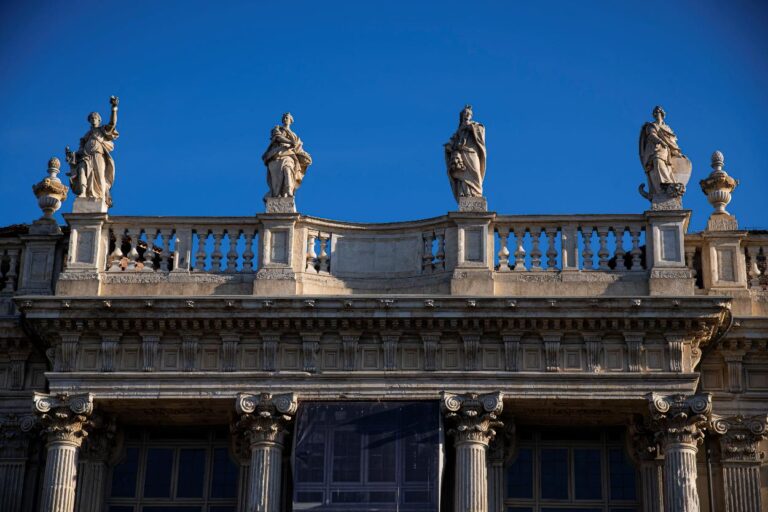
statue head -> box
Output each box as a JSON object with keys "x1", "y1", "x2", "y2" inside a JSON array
[
  {"x1": 652, "y1": 105, "x2": 666, "y2": 122},
  {"x1": 282, "y1": 112, "x2": 294, "y2": 128},
  {"x1": 460, "y1": 105, "x2": 473, "y2": 125},
  {"x1": 87, "y1": 112, "x2": 102, "y2": 128}
]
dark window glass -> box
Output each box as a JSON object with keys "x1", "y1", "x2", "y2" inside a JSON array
[
  {"x1": 143, "y1": 448, "x2": 174, "y2": 498},
  {"x1": 609, "y1": 448, "x2": 637, "y2": 500},
  {"x1": 404, "y1": 490, "x2": 430, "y2": 503},
  {"x1": 404, "y1": 432, "x2": 432, "y2": 482},
  {"x1": 367, "y1": 431, "x2": 396, "y2": 482},
  {"x1": 574, "y1": 448, "x2": 602, "y2": 499},
  {"x1": 332, "y1": 490, "x2": 366, "y2": 503},
  {"x1": 295, "y1": 431, "x2": 325, "y2": 483},
  {"x1": 540, "y1": 448, "x2": 568, "y2": 499},
  {"x1": 332, "y1": 429, "x2": 361, "y2": 482},
  {"x1": 506, "y1": 508, "x2": 534, "y2": 512},
  {"x1": 540, "y1": 427, "x2": 600, "y2": 442},
  {"x1": 506, "y1": 448, "x2": 533, "y2": 499},
  {"x1": 210, "y1": 447, "x2": 239, "y2": 498},
  {"x1": 110, "y1": 447, "x2": 139, "y2": 497},
  {"x1": 177, "y1": 448, "x2": 205, "y2": 498},
  {"x1": 296, "y1": 491, "x2": 323, "y2": 502},
  {"x1": 109, "y1": 507, "x2": 134, "y2": 512},
  {"x1": 142, "y1": 508, "x2": 201, "y2": 512},
  {"x1": 209, "y1": 508, "x2": 236, "y2": 512},
  {"x1": 542, "y1": 509, "x2": 601, "y2": 512},
  {"x1": 610, "y1": 509, "x2": 639, "y2": 512},
  {"x1": 370, "y1": 491, "x2": 397, "y2": 502}
]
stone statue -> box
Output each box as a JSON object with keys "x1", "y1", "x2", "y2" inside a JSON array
[
  {"x1": 65, "y1": 96, "x2": 119, "y2": 209},
  {"x1": 444, "y1": 105, "x2": 486, "y2": 203},
  {"x1": 262, "y1": 113, "x2": 312, "y2": 199},
  {"x1": 638, "y1": 105, "x2": 691, "y2": 207}
]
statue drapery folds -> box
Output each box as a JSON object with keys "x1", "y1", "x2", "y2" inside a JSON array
[
  {"x1": 66, "y1": 96, "x2": 119, "y2": 207},
  {"x1": 262, "y1": 112, "x2": 312, "y2": 199},
  {"x1": 638, "y1": 105, "x2": 691, "y2": 202},
  {"x1": 445, "y1": 105, "x2": 486, "y2": 202}
]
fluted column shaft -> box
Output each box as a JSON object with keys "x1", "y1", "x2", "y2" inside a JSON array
[
  {"x1": 663, "y1": 442, "x2": 699, "y2": 512},
  {"x1": 40, "y1": 440, "x2": 80, "y2": 512},
  {"x1": 74, "y1": 459, "x2": 108, "y2": 512},
  {"x1": 639, "y1": 460, "x2": 664, "y2": 512},
  {"x1": 441, "y1": 391, "x2": 503, "y2": 512},
  {"x1": 247, "y1": 440, "x2": 283, "y2": 512},
  {"x1": 722, "y1": 464, "x2": 761, "y2": 512},
  {"x1": 0, "y1": 461, "x2": 27, "y2": 511}
]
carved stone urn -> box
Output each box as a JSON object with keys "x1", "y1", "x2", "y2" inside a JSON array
[
  {"x1": 32, "y1": 157, "x2": 69, "y2": 220},
  {"x1": 700, "y1": 151, "x2": 738, "y2": 214}
]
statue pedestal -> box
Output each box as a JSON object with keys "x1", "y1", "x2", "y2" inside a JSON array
[
  {"x1": 73, "y1": 197, "x2": 108, "y2": 214},
  {"x1": 264, "y1": 197, "x2": 296, "y2": 214},
  {"x1": 706, "y1": 212, "x2": 739, "y2": 231},
  {"x1": 458, "y1": 196, "x2": 487, "y2": 212},
  {"x1": 650, "y1": 194, "x2": 683, "y2": 211}
]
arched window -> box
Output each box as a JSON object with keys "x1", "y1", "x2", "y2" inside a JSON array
[
  {"x1": 505, "y1": 427, "x2": 639, "y2": 512},
  {"x1": 105, "y1": 427, "x2": 240, "y2": 512}
]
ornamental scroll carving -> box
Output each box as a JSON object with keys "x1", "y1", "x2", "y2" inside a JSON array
[
  {"x1": 441, "y1": 391, "x2": 503, "y2": 446},
  {"x1": 33, "y1": 392, "x2": 94, "y2": 446},
  {"x1": 234, "y1": 392, "x2": 298, "y2": 446},
  {"x1": 710, "y1": 414, "x2": 768, "y2": 463},
  {"x1": 647, "y1": 392, "x2": 712, "y2": 446}
]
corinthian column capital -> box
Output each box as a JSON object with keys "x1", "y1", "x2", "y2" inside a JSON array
[
  {"x1": 235, "y1": 392, "x2": 298, "y2": 446},
  {"x1": 33, "y1": 392, "x2": 94, "y2": 447},
  {"x1": 647, "y1": 392, "x2": 712, "y2": 446},
  {"x1": 441, "y1": 391, "x2": 504, "y2": 446},
  {"x1": 710, "y1": 414, "x2": 768, "y2": 463}
]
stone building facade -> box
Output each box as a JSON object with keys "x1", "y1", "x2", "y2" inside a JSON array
[{"x1": 1, "y1": 107, "x2": 767, "y2": 512}]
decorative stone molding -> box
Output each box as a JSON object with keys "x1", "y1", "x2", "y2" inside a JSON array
[
  {"x1": 301, "y1": 333, "x2": 320, "y2": 372},
  {"x1": 543, "y1": 333, "x2": 561, "y2": 372},
  {"x1": 100, "y1": 333, "x2": 120, "y2": 372},
  {"x1": 502, "y1": 332, "x2": 521, "y2": 371},
  {"x1": 648, "y1": 393, "x2": 712, "y2": 446},
  {"x1": 624, "y1": 332, "x2": 644, "y2": 373},
  {"x1": 583, "y1": 334, "x2": 602, "y2": 372},
  {"x1": 58, "y1": 331, "x2": 80, "y2": 372},
  {"x1": 440, "y1": 391, "x2": 503, "y2": 446},
  {"x1": 221, "y1": 333, "x2": 239, "y2": 372},
  {"x1": 420, "y1": 332, "x2": 439, "y2": 371},
  {"x1": 181, "y1": 334, "x2": 199, "y2": 372},
  {"x1": 381, "y1": 332, "x2": 400, "y2": 371},
  {"x1": 0, "y1": 413, "x2": 37, "y2": 458},
  {"x1": 140, "y1": 333, "x2": 159, "y2": 372},
  {"x1": 33, "y1": 393, "x2": 94, "y2": 446},
  {"x1": 461, "y1": 333, "x2": 480, "y2": 371},
  {"x1": 720, "y1": 339, "x2": 749, "y2": 394},
  {"x1": 666, "y1": 334, "x2": 685, "y2": 372},
  {"x1": 341, "y1": 332, "x2": 360, "y2": 370},
  {"x1": 262, "y1": 333, "x2": 279, "y2": 371},
  {"x1": 710, "y1": 415, "x2": 768, "y2": 463},
  {"x1": 234, "y1": 392, "x2": 298, "y2": 446}
]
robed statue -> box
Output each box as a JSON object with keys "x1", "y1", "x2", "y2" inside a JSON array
[
  {"x1": 65, "y1": 96, "x2": 119, "y2": 207},
  {"x1": 444, "y1": 105, "x2": 486, "y2": 202},
  {"x1": 638, "y1": 105, "x2": 691, "y2": 202},
  {"x1": 262, "y1": 112, "x2": 312, "y2": 198}
]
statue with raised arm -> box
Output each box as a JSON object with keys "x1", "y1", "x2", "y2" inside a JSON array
[
  {"x1": 65, "y1": 96, "x2": 119, "y2": 209},
  {"x1": 262, "y1": 112, "x2": 312, "y2": 199},
  {"x1": 638, "y1": 105, "x2": 691, "y2": 207},
  {"x1": 444, "y1": 105, "x2": 487, "y2": 210}
]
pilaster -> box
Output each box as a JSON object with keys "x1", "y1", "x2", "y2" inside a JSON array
[
  {"x1": 647, "y1": 393, "x2": 712, "y2": 512},
  {"x1": 0, "y1": 413, "x2": 37, "y2": 512},
  {"x1": 628, "y1": 420, "x2": 664, "y2": 512},
  {"x1": 441, "y1": 391, "x2": 504, "y2": 512},
  {"x1": 234, "y1": 392, "x2": 298, "y2": 512},
  {"x1": 710, "y1": 414, "x2": 768, "y2": 512},
  {"x1": 644, "y1": 209, "x2": 695, "y2": 296},
  {"x1": 74, "y1": 415, "x2": 117, "y2": 512}
]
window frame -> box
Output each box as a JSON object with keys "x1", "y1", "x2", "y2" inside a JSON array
[{"x1": 504, "y1": 428, "x2": 640, "y2": 512}]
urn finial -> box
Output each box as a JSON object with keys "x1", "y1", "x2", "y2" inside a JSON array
[
  {"x1": 700, "y1": 150, "x2": 739, "y2": 231},
  {"x1": 32, "y1": 156, "x2": 69, "y2": 221}
]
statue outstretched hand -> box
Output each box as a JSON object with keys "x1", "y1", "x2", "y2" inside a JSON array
[{"x1": 110, "y1": 96, "x2": 119, "y2": 108}]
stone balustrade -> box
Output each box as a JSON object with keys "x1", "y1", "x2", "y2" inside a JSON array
[{"x1": 744, "y1": 233, "x2": 767, "y2": 288}]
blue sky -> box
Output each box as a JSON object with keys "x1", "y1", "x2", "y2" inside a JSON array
[{"x1": 1, "y1": 1, "x2": 766, "y2": 229}]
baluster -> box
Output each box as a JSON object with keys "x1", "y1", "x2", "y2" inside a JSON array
[
  {"x1": 2, "y1": 248, "x2": 19, "y2": 292},
  {"x1": 613, "y1": 226, "x2": 627, "y2": 270},
  {"x1": 306, "y1": 232, "x2": 318, "y2": 272},
  {"x1": 318, "y1": 233, "x2": 330, "y2": 273},
  {"x1": 194, "y1": 229, "x2": 208, "y2": 272},
  {"x1": 142, "y1": 228, "x2": 156, "y2": 272},
  {"x1": 159, "y1": 231, "x2": 172, "y2": 272},
  {"x1": 685, "y1": 245, "x2": 697, "y2": 279},
  {"x1": 746, "y1": 246, "x2": 760, "y2": 287},
  {"x1": 125, "y1": 228, "x2": 139, "y2": 271},
  {"x1": 108, "y1": 229, "x2": 124, "y2": 272},
  {"x1": 423, "y1": 231, "x2": 435, "y2": 273},
  {"x1": 545, "y1": 227, "x2": 558, "y2": 270},
  {"x1": 226, "y1": 228, "x2": 240, "y2": 273},
  {"x1": 436, "y1": 231, "x2": 446, "y2": 270},
  {"x1": 630, "y1": 226, "x2": 643, "y2": 270},
  {"x1": 530, "y1": 227, "x2": 543, "y2": 271},
  {"x1": 497, "y1": 226, "x2": 510, "y2": 272},
  {"x1": 761, "y1": 247, "x2": 768, "y2": 282},
  {"x1": 597, "y1": 226, "x2": 610, "y2": 270},
  {"x1": 581, "y1": 226, "x2": 594, "y2": 270},
  {"x1": 242, "y1": 229, "x2": 256, "y2": 272},
  {"x1": 513, "y1": 226, "x2": 527, "y2": 272},
  {"x1": 210, "y1": 229, "x2": 224, "y2": 271}
]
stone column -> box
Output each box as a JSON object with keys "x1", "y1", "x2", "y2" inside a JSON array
[
  {"x1": 33, "y1": 393, "x2": 94, "y2": 512},
  {"x1": 629, "y1": 420, "x2": 664, "y2": 512},
  {"x1": 0, "y1": 414, "x2": 37, "y2": 511},
  {"x1": 74, "y1": 416, "x2": 116, "y2": 512},
  {"x1": 647, "y1": 393, "x2": 712, "y2": 512},
  {"x1": 710, "y1": 414, "x2": 768, "y2": 512},
  {"x1": 235, "y1": 392, "x2": 298, "y2": 512},
  {"x1": 441, "y1": 391, "x2": 503, "y2": 512}
]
